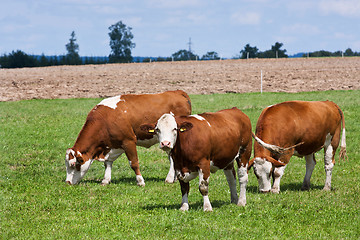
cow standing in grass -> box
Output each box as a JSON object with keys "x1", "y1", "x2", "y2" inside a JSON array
[
  {"x1": 141, "y1": 108, "x2": 252, "y2": 211},
  {"x1": 249, "y1": 100, "x2": 347, "y2": 193},
  {"x1": 65, "y1": 90, "x2": 191, "y2": 186}
]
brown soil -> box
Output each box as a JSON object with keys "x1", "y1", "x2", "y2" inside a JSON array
[{"x1": 1, "y1": 57, "x2": 359, "y2": 101}]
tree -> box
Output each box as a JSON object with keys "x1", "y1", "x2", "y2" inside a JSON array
[
  {"x1": 344, "y1": 48, "x2": 354, "y2": 56},
  {"x1": 0, "y1": 50, "x2": 37, "y2": 68},
  {"x1": 271, "y1": 42, "x2": 287, "y2": 58},
  {"x1": 172, "y1": 49, "x2": 198, "y2": 61},
  {"x1": 39, "y1": 54, "x2": 49, "y2": 67},
  {"x1": 240, "y1": 44, "x2": 259, "y2": 59},
  {"x1": 309, "y1": 50, "x2": 332, "y2": 57},
  {"x1": 258, "y1": 42, "x2": 288, "y2": 58},
  {"x1": 108, "y1": 21, "x2": 136, "y2": 63},
  {"x1": 65, "y1": 31, "x2": 81, "y2": 65},
  {"x1": 201, "y1": 51, "x2": 220, "y2": 60}
]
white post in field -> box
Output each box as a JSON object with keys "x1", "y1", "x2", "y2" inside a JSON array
[
  {"x1": 261, "y1": 70, "x2": 263, "y2": 94},
  {"x1": 247, "y1": 52, "x2": 249, "y2": 59}
]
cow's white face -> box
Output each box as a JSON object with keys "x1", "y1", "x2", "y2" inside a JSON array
[
  {"x1": 65, "y1": 149, "x2": 93, "y2": 185},
  {"x1": 253, "y1": 157, "x2": 272, "y2": 192},
  {"x1": 155, "y1": 114, "x2": 178, "y2": 151}
]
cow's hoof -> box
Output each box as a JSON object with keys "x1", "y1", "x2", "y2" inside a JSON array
[
  {"x1": 180, "y1": 203, "x2": 189, "y2": 211},
  {"x1": 301, "y1": 186, "x2": 310, "y2": 191},
  {"x1": 101, "y1": 179, "x2": 110, "y2": 185},
  {"x1": 271, "y1": 188, "x2": 280, "y2": 194},
  {"x1": 231, "y1": 197, "x2": 238, "y2": 204},
  {"x1": 136, "y1": 175, "x2": 145, "y2": 187},
  {"x1": 323, "y1": 186, "x2": 331, "y2": 191},
  {"x1": 203, "y1": 203, "x2": 213, "y2": 212},
  {"x1": 237, "y1": 199, "x2": 246, "y2": 207},
  {"x1": 165, "y1": 177, "x2": 175, "y2": 184}
]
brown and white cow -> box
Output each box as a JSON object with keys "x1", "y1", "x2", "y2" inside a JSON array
[
  {"x1": 249, "y1": 100, "x2": 347, "y2": 193},
  {"x1": 141, "y1": 108, "x2": 252, "y2": 211},
  {"x1": 65, "y1": 90, "x2": 191, "y2": 186}
]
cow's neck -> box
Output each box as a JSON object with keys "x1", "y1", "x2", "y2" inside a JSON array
[{"x1": 73, "y1": 121, "x2": 108, "y2": 161}]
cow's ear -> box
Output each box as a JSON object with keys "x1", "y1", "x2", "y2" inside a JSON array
[
  {"x1": 66, "y1": 148, "x2": 74, "y2": 161},
  {"x1": 75, "y1": 155, "x2": 84, "y2": 171},
  {"x1": 140, "y1": 124, "x2": 156, "y2": 134},
  {"x1": 178, "y1": 122, "x2": 193, "y2": 133}
]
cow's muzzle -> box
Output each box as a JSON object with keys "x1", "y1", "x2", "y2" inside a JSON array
[{"x1": 160, "y1": 141, "x2": 171, "y2": 148}]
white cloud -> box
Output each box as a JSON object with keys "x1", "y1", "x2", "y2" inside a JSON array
[
  {"x1": 125, "y1": 17, "x2": 143, "y2": 28},
  {"x1": 351, "y1": 41, "x2": 360, "y2": 49},
  {"x1": 319, "y1": 0, "x2": 360, "y2": 17},
  {"x1": 282, "y1": 23, "x2": 320, "y2": 35},
  {"x1": 334, "y1": 32, "x2": 353, "y2": 40},
  {"x1": 187, "y1": 13, "x2": 208, "y2": 25},
  {"x1": 231, "y1": 12, "x2": 261, "y2": 25},
  {"x1": 148, "y1": 0, "x2": 202, "y2": 9},
  {"x1": 286, "y1": 1, "x2": 316, "y2": 12}
]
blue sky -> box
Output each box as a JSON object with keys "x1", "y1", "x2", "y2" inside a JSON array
[{"x1": 1, "y1": 0, "x2": 360, "y2": 58}]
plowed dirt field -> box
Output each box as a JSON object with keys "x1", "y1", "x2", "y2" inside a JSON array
[{"x1": 1, "y1": 57, "x2": 359, "y2": 101}]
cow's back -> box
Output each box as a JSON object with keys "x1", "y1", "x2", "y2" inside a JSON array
[
  {"x1": 255, "y1": 100, "x2": 342, "y2": 155},
  {"x1": 121, "y1": 90, "x2": 191, "y2": 138},
  {"x1": 203, "y1": 108, "x2": 251, "y2": 142},
  {"x1": 175, "y1": 108, "x2": 251, "y2": 167}
]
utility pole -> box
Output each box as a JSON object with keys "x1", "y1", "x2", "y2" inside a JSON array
[
  {"x1": 187, "y1": 37, "x2": 192, "y2": 60},
  {"x1": 187, "y1": 37, "x2": 192, "y2": 53}
]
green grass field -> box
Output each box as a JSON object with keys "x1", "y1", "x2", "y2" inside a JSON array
[{"x1": 1, "y1": 90, "x2": 359, "y2": 239}]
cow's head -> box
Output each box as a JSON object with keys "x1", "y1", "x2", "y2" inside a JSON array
[
  {"x1": 140, "y1": 113, "x2": 193, "y2": 152},
  {"x1": 65, "y1": 148, "x2": 93, "y2": 185},
  {"x1": 248, "y1": 156, "x2": 285, "y2": 193}
]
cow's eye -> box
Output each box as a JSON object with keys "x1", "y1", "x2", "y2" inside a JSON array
[
  {"x1": 173, "y1": 128, "x2": 177, "y2": 132},
  {"x1": 155, "y1": 128, "x2": 160, "y2": 133}
]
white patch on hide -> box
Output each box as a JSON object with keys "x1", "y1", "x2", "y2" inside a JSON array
[
  {"x1": 190, "y1": 114, "x2": 211, "y2": 127},
  {"x1": 98, "y1": 95, "x2": 124, "y2": 109},
  {"x1": 178, "y1": 171, "x2": 198, "y2": 183},
  {"x1": 100, "y1": 148, "x2": 124, "y2": 162}
]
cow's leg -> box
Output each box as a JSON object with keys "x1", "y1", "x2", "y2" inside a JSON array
[
  {"x1": 236, "y1": 145, "x2": 250, "y2": 206},
  {"x1": 224, "y1": 166, "x2": 238, "y2": 204},
  {"x1": 101, "y1": 149, "x2": 124, "y2": 185},
  {"x1": 324, "y1": 134, "x2": 335, "y2": 191},
  {"x1": 101, "y1": 160, "x2": 113, "y2": 185},
  {"x1": 179, "y1": 180, "x2": 190, "y2": 211},
  {"x1": 199, "y1": 166, "x2": 212, "y2": 212},
  {"x1": 165, "y1": 154, "x2": 176, "y2": 183},
  {"x1": 271, "y1": 165, "x2": 286, "y2": 194},
  {"x1": 301, "y1": 154, "x2": 316, "y2": 190},
  {"x1": 237, "y1": 161, "x2": 248, "y2": 206},
  {"x1": 122, "y1": 140, "x2": 145, "y2": 187}
]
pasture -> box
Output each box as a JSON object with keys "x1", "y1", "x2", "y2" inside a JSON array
[{"x1": 1, "y1": 90, "x2": 359, "y2": 239}]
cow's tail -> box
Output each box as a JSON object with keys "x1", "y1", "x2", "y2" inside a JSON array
[
  {"x1": 337, "y1": 105, "x2": 348, "y2": 161},
  {"x1": 252, "y1": 132, "x2": 303, "y2": 155}
]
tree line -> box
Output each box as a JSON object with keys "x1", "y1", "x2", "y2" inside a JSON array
[{"x1": 1, "y1": 20, "x2": 360, "y2": 69}]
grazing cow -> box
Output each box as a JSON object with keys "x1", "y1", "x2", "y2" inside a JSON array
[
  {"x1": 249, "y1": 100, "x2": 347, "y2": 193},
  {"x1": 65, "y1": 90, "x2": 191, "y2": 186},
  {"x1": 141, "y1": 108, "x2": 252, "y2": 211}
]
